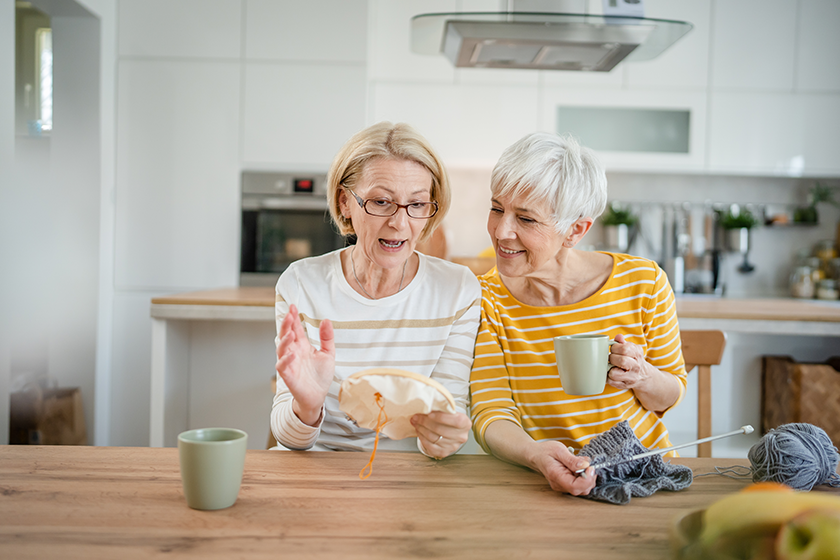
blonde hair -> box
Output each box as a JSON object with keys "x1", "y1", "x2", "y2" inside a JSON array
[
  {"x1": 326, "y1": 122, "x2": 450, "y2": 243},
  {"x1": 491, "y1": 133, "x2": 607, "y2": 235}
]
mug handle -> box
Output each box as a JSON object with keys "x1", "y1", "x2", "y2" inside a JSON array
[{"x1": 606, "y1": 339, "x2": 618, "y2": 373}]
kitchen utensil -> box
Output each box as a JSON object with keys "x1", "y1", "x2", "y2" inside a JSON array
[{"x1": 574, "y1": 425, "x2": 754, "y2": 474}]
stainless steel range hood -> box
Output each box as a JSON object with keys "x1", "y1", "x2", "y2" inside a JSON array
[{"x1": 411, "y1": 12, "x2": 692, "y2": 72}]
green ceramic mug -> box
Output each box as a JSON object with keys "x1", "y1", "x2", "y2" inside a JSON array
[
  {"x1": 553, "y1": 334, "x2": 617, "y2": 396},
  {"x1": 178, "y1": 427, "x2": 248, "y2": 510}
]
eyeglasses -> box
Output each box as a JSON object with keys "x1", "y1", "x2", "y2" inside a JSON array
[{"x1": 345, "y1": 187, "x2": 438, "y2": 219}]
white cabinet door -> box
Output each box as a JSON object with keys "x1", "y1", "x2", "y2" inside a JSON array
[
  {"x1": 372, "y1": 82, "x2": 540, "y2": 167},
  {"x1": 119, "y1": 0, "x2": 241, "y2": 59},
  {"x1": 625, "y1": 0, "x2": 712, "y2": 90},
  {"x1": 796, "y1": 0, "x2": 840, "y2": 92},
  {"x1": 241, "y1": 63, "x2": 367, "y2": 168},
  {"x1": 708, "y1": 92, "x2": 840, "y2": 177},
  {"x1": 369, "y1": 0, "x2": 457, "y2": 84},
  {"x1": 541, "y1": 88, "x2": 708, "y2": 172},
  {"x1": 115, "y1": 60, "x2": 241, "y2": 289},
  {"x1": 245, "y1": 0, "x2": 367, "y2": 62},
  {"x1": 710, "y1": 0, "x2": 797, "y2": 91}
]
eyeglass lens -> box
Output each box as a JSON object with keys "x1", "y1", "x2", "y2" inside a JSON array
[{"x1": 364, "y1": 199, "x2": 436, "y2": 218}]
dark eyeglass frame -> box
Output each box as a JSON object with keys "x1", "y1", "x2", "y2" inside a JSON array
[{"x1": 344, "y1": 186, "x2": 439, "y2": 219}]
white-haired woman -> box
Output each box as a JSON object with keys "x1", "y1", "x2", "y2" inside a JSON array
[{"x1": 470, "y1": 133, "x2": 687, "y2": 495}]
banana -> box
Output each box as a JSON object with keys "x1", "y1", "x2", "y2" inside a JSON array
[{"x1": 700, "y1": 489, "x2": 840, "y2": 547}]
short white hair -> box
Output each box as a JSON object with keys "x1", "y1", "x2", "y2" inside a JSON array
[{"x1": 490, "y1": 133, "x2": 608, "y2": 234}]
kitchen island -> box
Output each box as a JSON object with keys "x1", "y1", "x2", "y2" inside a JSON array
[
  {"x1": 149, "y1": 288, "x2": 840, "y2": 453},
  {"x1": 8, "y1": 445, "x2": 839, "y2": 559}
]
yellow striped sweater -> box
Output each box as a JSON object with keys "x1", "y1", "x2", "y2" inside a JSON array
[{"x1": 470, "y1": 253, "x2": 687, "y2": 456}]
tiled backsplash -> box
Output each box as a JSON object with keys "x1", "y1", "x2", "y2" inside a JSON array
[{"x1": 443, "y1": 169, "x2": 840, "y2": 297}]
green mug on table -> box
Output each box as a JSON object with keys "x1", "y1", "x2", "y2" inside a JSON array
[{"x1": 178, "y1": 427, "x2": 248, "y2": 510}]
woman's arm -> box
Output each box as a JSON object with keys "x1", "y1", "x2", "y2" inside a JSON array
[
  {"x1": 484, "y1": 420, "x2": 596, "y2": 496},
  {"x1": 411, "y1": 270, "x2": 481, "y2": 459},
  {"x1": 606, "y1": 265, "x2": 687, "y2": 414}
]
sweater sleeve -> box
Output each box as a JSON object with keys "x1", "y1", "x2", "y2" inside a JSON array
[
  {"x1": 469, "y1": 283, "x2": 522, "y2": 454},
  {"x1": 269, "y1": 267, "x2": 323, "y2": 450},
  {"x1": 428, "y1": 270, "x2": 481, "y2": 416},
  {"x1": 643, "y1": 263, "x2": 688, "y2": 415}
]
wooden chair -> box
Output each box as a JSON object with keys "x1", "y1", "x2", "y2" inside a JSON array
[{"x1": 680, "y1": 330, "x2": 727, "y2": 457}]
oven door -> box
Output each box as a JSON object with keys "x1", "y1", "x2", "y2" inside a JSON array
[{"x1": 240, "y1": 202, "x2": 345, "y2": 286}]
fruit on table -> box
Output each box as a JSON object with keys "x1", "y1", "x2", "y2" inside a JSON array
[
  {"x1": 775, "y1": 509, "x2": 840, "y2": 560},
  {"x1": 700, "y1": 483, "x2": 840, "y2": 549}
]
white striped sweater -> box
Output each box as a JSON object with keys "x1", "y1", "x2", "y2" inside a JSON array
[{"x1": 271, "y1": 248, "x2": 481, "y2": 452}]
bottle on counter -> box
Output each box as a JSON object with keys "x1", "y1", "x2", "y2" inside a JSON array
[
  {"x1": 791, "y1": 265, "x2": 816, "y2": 299},
  {"x1": 816, "y1": 279, "x2": 839, "y2": 300}
]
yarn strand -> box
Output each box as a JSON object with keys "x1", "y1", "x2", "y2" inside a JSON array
[{"x1": 359, "y1": 393, "x2": 388, "y2": 480}]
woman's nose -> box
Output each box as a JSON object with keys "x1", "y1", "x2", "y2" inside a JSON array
[
  {"x1": 493, "y1": 214, "x2": 516, "y2": 239},
  {"x1": 387, "y1": 207, "x2": 410, "y2": 228}
]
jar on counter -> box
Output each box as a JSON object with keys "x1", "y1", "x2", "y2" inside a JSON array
[
  {"x1": 791, "y1": 266, "x2": 816, "y2": 298},
  {"x1": 805, "y1": 257, "x2": 825, "y2": 284},
  {"x1": 817, "y1": 279, "x2": 839, "y2": 300},
  {"x1": 815, "y1": 239, "x2": 838, "y2": 261}
]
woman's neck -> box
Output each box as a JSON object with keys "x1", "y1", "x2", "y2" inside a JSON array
[
  {"x1": 344, "y1": 246, "x2": 416, "y2": 300},
  {"x1": 502, "y1": 250, "x2": 613, "y2": 307}
]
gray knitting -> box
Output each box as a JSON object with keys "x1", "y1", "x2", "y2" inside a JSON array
[{"x1": 579, "y1": 420, "x2": 693, "y2": 505}]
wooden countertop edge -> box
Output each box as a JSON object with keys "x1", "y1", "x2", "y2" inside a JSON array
[{"x1": 150, "y1": 289, "x2": 840, "y2": 322}]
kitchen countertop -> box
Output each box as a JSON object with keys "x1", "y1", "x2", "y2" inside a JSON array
[{"x1": 151, "y1": 287, "x2": 840, "y2": 321}]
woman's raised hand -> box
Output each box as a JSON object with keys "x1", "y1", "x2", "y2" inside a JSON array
[{"x1": 276, "y1": 304, "x2": 336, "y2": 426}]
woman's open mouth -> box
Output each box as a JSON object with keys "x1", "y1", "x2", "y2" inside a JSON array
[
  {"x1": 498, "y1": 245, "x2": 523, "y2": 256},
  {"x1": 380, "y1": 239, "x2": 406, "y2": 249}
]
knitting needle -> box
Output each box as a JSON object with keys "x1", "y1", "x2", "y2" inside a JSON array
[{"x1": 574, "y1": 425, "x2": 754, "y2": 474}]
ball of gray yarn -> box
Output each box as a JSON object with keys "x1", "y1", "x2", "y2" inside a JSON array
[{"x1": 748, "y1": 423, "x2": 840, "y2": 491}]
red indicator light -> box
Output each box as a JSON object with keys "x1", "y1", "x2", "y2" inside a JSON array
[{"x1": 294, "y1": 179, "x2": 314, "y2": 193}]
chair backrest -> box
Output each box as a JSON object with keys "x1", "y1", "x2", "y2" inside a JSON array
[
  {"x1": 681, "y1": 330, "x2": 726, "y2": 372},
  {"x1": 680, "y1": 329, "x2": 726, "y2": 458}
]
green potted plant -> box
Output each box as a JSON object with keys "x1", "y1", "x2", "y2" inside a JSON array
[
  {"x1": 793, "y1": 182, "x2": 838, "y2": 225},
  {"x1": 601, "y1": 202, "x2": 638, "y2": 252},
  {"x1": 719, "y1": 205, "x2": 759, "y2": 272}
]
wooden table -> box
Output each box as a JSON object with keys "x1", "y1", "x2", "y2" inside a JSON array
[{"x1": 6, "y1": 446, "x2": 837, "y2": 560}]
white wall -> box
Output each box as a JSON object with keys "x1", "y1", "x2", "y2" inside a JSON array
[
  {"x1": 2, "y1": 1, "x2": 101, "y2": 445},
  {"x1": 0, "y1": 0, "x2": 15, "y2": 445}
]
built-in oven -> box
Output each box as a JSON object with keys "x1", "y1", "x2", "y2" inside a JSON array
[{"x1": 240, "y1": 171, "x2": 346, "y2": 286}]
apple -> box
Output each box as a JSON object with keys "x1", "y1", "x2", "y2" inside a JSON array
[{"x1": 776, "y1": 509, "x2": 840, "y2": 560}]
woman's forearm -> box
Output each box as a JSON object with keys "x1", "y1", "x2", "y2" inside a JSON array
[
  {"x1": 631, "y1": 361, "x2": 681, "y2": 413},
  {"x1": 483, "y1": 419, "x2": 541, "y2": 471}
]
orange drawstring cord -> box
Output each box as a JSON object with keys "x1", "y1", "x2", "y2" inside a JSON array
[{"x1": 359, "y1": 392, "x2": 388, "y2": 480}]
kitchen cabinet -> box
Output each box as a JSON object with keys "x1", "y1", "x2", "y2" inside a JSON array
[
  {"x1": 372, "y1": 82, "x2": 539, "y2": 167},
  {"x1": 711, "y1": 0, "x2": 797, "y2": 91},
  {"x1": 708, "y1": 92, "x2": 840, "y2": 176},
  {"x1": 115, "y1": 60, "x2": 241, "y2": 289},
  {"x1": 369, "y1": 0, "x2": 457, "y2": 84},
  {"x1": 542, "y1": 88, "x2": 708, "y2": 172},
  {"x1": 245, "y1": 0, "x2": 367, "y2": 62},
  {"x1": 624, "y1": 0, "x2": 711, "y2": 90},
  {"x1": 239, "y1": 0, "x2": 369, "y2": 169},
  {"x1": 241, "y1": 63, "x2": 367, "y2": 168},
  {"x1": 796, "y1": 0, "x2": 840, "y2": 92},
  {"x1": 118, "y1": 0, "x2": 241, "y2": 60}
]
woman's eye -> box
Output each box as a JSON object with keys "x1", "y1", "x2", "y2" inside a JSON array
[
  {"x1": 371, "y1": 199, "x2": 391, "y2": 207},
  {"x1": 409, "y1": 202, "x2": 426, "y2": 209},
  {"x1": 490, "y1": 207, "x2": 503, "y2": 214},
  {"x1": 519, "y1": 216, "x2": 536, "y2": 224}
]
